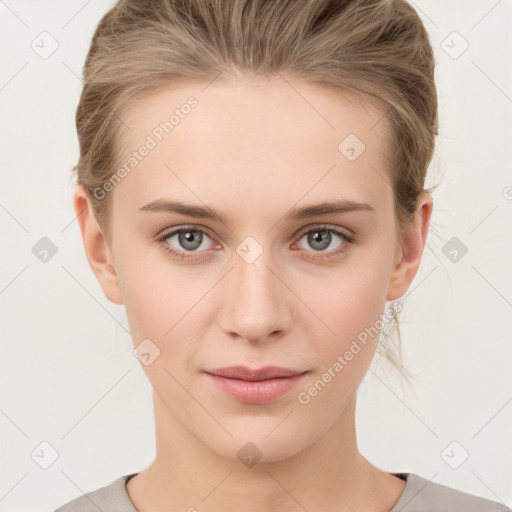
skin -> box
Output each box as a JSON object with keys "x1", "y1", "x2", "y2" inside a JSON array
[{"x1": 73, "y1": 74, "x2": 432, "y2": 512}]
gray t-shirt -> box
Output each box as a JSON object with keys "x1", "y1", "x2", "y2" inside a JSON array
[{"x1": 54, "y1": 472, "x2": 511, "y2": 511}]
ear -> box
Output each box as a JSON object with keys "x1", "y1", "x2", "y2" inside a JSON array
[
  {"x1": 72, "y1": 184, "x2": 124, "y2": 305},
  {"x1": 386, "y1": 191, "x2": 433, "y2": 301}
]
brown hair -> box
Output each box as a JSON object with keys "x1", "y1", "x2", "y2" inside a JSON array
[{"x1": 72, "y1": 0, "x2": 440, "y2": 383}]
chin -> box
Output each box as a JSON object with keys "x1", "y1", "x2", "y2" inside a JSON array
[{"x1": 199, "y1": 423, "x2": 314, "y2": 466}]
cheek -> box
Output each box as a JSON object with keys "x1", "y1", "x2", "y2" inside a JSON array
[
  {"x1": 117, "y1": 258, "x2": 204, "y2": 395},
  {"x1": 116, "y1": 247, "x2": 223, "y2": 388},
  {"x1": 302, "y1": 259, "x2": 391, "y2": 338},
  {"x1": 293, "y1": 269, "x2": 389, "y2": 413},
  {"x1": 114, "y1": 244, "x2": 201, "y2": 344},
  {"x1": 295, "y1": 253, "x2": 393, "y2": 376}
]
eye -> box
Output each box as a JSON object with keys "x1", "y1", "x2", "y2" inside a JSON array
[
  {"x1": 293, "y1": 225, "x2": 355, "y2": 261},
  {"x1": 156, "y1": 224, "x2": 355, "y2": 262},
  {"x1": 156, "y1": 226, "x2": 215, "y2": 260}
]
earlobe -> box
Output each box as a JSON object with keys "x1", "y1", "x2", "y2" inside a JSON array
[
  {"x1": 72, "y1": 185, "x2": 124, "y2": 305},
  {"x1": 386, "y1": 192, "x2": 433, "y2": 301}
]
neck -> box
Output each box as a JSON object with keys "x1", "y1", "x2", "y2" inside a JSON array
[{"x1": 127, "y1": 391, "x2": 405, "y2": 512}]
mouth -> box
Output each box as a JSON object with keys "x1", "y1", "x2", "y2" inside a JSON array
[
  {"x1": 205, "y1": 365, "x2": 308, "y2": 381},
  {"x1": 204, "y1": 366, "x2": 309, "y2": 404}
]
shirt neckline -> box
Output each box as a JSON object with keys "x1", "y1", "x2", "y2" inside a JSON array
[{"x1": 122, "y1": 471, "x2": 414, "y2": 511}]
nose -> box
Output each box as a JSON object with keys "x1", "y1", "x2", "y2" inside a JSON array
[{"x1": 218, "y1": 248, "x2": 293, "y2": 344}]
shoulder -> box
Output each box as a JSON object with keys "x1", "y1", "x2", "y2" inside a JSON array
[
  {"x1": 53, "y1": 474, "x2": 137, "y2": 512},
  {"x1": 391, "y1": 473, "x2": 511, "y2": 512}
]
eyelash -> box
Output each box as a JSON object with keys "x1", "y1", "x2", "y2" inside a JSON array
[{"x1": 156, "y1": 225, "x2": 355, "y2": 262}]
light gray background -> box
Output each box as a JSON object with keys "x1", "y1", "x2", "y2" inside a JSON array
[{"x1": 0, "y1": 1, "x2": 511, "y2": 510}]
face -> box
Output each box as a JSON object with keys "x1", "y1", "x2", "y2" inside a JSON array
[{"x1": 81, "y1": 75, "x2": 421, "y2": 464}]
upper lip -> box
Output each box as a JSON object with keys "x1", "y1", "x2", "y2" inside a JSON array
[{"x1": 205, "y1": 366, "x2": 307, "y2": 381}]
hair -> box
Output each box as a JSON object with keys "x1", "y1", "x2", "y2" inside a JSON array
[{"x1": 72, "y1": 0, "x2": 440, "y2": 384}]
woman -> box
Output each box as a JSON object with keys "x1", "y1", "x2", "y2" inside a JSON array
[{"x1": 55, "y1": 0, "x2": 510, "y2": 510}]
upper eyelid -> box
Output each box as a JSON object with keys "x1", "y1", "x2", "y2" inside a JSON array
[
  {"x1": 158, "y1": 224, "x2": 216, "y2": 242},
  {"x1": 297, "y1": 224, "x2": 352, "y2": 237},
  {"x1": 159, "y1": 223, "x2": 351, "y2": 238}
]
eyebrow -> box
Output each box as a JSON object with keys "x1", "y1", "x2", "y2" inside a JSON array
[{"x1": 138, "y1": 198, "x2": 375, "y2": 225}]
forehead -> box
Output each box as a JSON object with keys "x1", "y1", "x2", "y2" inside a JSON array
[
  {"x1": 119, "y1": 76, "x2": 388, "y2": 149},
  {"x1": 112, "y1": 76, "x2": 393, "y2": 219}
]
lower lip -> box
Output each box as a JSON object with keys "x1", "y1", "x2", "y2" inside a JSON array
[{"x1": 205, "y1": 372, "x2": 308, "y2": 404}]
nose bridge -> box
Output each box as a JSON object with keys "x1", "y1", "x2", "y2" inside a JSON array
[{"x1": 221, "y1": 240, "x2": 290, "y2": 342}]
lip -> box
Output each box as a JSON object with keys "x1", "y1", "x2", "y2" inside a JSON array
[
  {"x1": 206, "y1": 365, "x2": 307, "y2": 381},
  {"x1": 204, "y1": 366, "x2": 309, "y2": 404}
]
